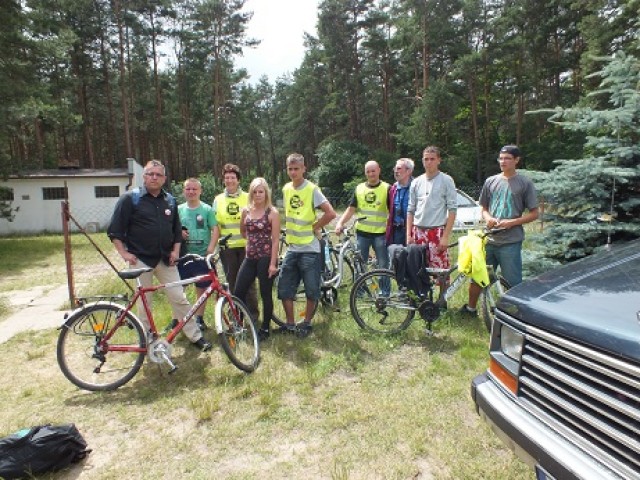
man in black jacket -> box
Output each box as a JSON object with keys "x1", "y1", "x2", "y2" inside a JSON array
[{"x1": 107, "y1": 160, "x2": 211, "y2": 351}]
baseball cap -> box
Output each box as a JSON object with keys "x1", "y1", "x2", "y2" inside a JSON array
[{"x1": 500, "y1": 145, "x2": 521, "y2": 157}]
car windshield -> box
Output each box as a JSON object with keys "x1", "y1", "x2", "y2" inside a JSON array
[{"x1": 457, "y1": 191, "x2": 476, "y2": 207}]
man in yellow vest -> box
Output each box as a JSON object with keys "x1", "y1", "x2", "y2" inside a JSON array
[
  {"x1": 278, "y1": 153, "x2": 336, "y2": 338},
  {"x1": 335, "y1": 160, "x2": 391, "y2": 271},
  {"x1": 211, "y1": 163, "x2": 258, "y2": 319}
]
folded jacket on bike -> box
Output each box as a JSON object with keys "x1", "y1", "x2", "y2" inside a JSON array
[{"x1": 389, "y1": 244, "x2": 431, "y2": 298}]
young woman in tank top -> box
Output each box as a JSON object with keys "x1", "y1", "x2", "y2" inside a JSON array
[{"x1": 234, "y1": 177, "x2": 280, "y2": 340}]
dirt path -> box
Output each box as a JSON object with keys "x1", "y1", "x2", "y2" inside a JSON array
[{"x1": 0, "y1": 285, "x2": 71, "y2": 344}]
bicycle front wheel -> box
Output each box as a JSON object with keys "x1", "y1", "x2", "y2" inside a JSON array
[
  {"x1": 349, "y1": 269, "x2": 415, "y2": 334},
  {"x1": 215, "y1": 255, "x2": 227, "y2": 285},
  {"x1": 216, "y1": 295, "x2": 260, "y2": 372},
  {"x1": 56, "y1": 303, "x2": 146, "y2": 391},
  {"x1": 480, "y1": 277, "x2": 510, "y2": 332}
]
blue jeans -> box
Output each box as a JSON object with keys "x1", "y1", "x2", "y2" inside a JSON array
[
  {"x1": 357, "y1": 233, "x2": 389, "y2": 295},
  {"x1": 485, "y1": 242, "x2": 523, "y2": 287},
  {"x1": 277, "y1": 251, "x2": 322, "y2": 301},
  {"x1": 356, "y1": 234, "x2": 389, "y2": 269},
  {"x1": 391, "y1": 227, "x2": 406, "y2": 246}
]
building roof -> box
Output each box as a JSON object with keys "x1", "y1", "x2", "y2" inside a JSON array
[{"x1": 8, "y1": 167, "x2": 129, "y2": 180}]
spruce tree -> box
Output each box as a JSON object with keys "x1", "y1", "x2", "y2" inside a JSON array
[{"x1": 529, "y1": 51, "x2": 640, "y2": 265}]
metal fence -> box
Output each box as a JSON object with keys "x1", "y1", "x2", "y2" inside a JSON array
[
  {"x1": 322, "y1": 183, "x2": 482, "y2": 209},
  {"x1": 60, "y1": 183, "x2": 486, "y2": 305}
]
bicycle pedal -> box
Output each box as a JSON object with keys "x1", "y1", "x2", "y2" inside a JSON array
[{"x1": 168, "y1": 365, "x2": 179, "y2": 374}]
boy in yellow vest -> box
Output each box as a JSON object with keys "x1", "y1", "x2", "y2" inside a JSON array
[
  {"x1": 278, "y1": 153, "x2": 336, "y2": 337},
  {"x1": 211, "y1": 163, "x2": 258, "y2": 319}
]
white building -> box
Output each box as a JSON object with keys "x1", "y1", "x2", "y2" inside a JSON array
[{"x1": 0, "y1": 159, "x2": 144, "y2": 235}]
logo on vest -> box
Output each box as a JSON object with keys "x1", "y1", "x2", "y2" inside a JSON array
[
  {"x1": 227, "y1": 202, "x2": 240, "y2": 216},
  {"x1": 364, "y1": 191, "x2": 377, "y2": 204},
  {"x1": 289, "y1": 194, "x2": 303, "y2": 209}
]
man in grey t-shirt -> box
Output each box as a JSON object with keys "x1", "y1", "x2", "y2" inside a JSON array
[
  {"x1": 461, "y1": 145, "x2": 539, "y2": 316},
  {"x1": 406, "y1": 146, "x2": 457, "y2": 269}
]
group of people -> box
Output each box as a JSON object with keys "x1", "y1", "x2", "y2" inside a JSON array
[
  {"x1": 107, "y1": 144, "x2": 538, "y2": 349},
  {"x1": 336, "y1": 145, "x2": 538, "y2": 316}
]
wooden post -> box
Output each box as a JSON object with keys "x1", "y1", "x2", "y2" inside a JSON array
[{"x1": 61, "y1": 199, "x2": 76, "y2": 308}]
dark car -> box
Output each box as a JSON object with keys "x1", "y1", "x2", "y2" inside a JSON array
[{"x1": 471, "y1": 239, "x2": 640, "y2": 480}]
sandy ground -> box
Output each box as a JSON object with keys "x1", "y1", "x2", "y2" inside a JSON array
[{"x1": 0, "y1": 285, "x2": 72, "y2": 344}]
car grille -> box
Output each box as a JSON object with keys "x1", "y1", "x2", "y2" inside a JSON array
[{"x1": 516, "y1": 324, "x2": 640, "y2": 477}]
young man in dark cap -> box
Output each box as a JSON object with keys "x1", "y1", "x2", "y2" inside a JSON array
[{"x1": 460, "y1": 145, "x2": 539, "y2": 316}]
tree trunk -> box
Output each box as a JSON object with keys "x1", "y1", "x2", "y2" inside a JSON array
[
  {"x1": 113, "y1": 0, "x2": 132, "y2": 159},
  {"x1": 99, "y1": 30, "x2": 117, "y2": 166},
  {"x1": 422, "y1": 13, "x2": 429, "y2": 92}
]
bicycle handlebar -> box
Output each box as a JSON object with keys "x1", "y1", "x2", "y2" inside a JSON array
[
  {"x1": 336, "y1": 217, "x2": 364, "y2": 239},
  {"x1": 177, "y1": 232, "x2": 232, "y2": 271},
  {"x1": 481, "y1": 227, "x2": 507, "y2": 236},
  {"x1": 217, "y1": 232, "x2": 233, "y2": 249}
]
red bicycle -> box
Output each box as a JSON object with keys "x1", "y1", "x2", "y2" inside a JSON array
[{"x1": 56, "y1": 244, "x2": 259, "y2": 391}]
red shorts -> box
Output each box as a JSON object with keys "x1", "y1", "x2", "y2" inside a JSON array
[{"x1": 412, "y1": 226, "x2": 450, "y2": 269}]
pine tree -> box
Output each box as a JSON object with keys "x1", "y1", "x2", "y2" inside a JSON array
[{"x1": 529, "y1": 51, "x2": 640, "y2": 264}]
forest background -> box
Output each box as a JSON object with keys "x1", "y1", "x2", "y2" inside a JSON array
[{"x1": 1, "y1": 0, "x2": 639, "y2": 264}]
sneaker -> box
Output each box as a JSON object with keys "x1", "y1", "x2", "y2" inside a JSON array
[
  {"x1": 273, "y1": 324, "x2": 297, "y2": 335},
  {"x1": 192, "y1": 337, "x2": 213, "y2": 352},
  {"x1": 195, "y1": 316, "x2": 208, "y2": 331},
  {"x1": 458, "y1": 304, "x2": 477, "y2": 318},
  {"x1": 257, "y1": 328, "x2": 270, "y2": 341},
  {"x1": 296, "y1": 322, "x2": 313, "y2": 338}
]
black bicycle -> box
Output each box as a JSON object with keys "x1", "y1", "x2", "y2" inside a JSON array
[{"x1": 349, "y1": 229, "x2": 510, "y2": 334}]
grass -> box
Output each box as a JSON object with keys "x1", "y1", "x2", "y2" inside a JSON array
[
  {"x1": 0, "y1": 235, "x2": 69, "y2": 292},
  {"x1": 0, "y1": 233, "x2": 532, "y2": 479},
  {"x1": 1, "y1": 307, "x2": 530, "y2": 479}
]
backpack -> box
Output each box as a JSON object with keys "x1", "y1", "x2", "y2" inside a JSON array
[
  {"x1": 389, "y1": 244, "x2": 431, "y2": 298},
  {"x1": 131, "y1": 186, "x2": 176, "y2": 209},
  {"x1": 0, "y1": 424, "x2": 91, "y2": 479}
]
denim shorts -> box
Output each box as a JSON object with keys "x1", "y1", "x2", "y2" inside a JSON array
[
  {"x1": 485, "y1": 241, "x2": 523, "y2": 287},
  {"x1": 277, "y1": 251, "x2": 321, "y2": 301},
  {"x1": 177, "y1": 258, "x2": 212, "y2": 288}
]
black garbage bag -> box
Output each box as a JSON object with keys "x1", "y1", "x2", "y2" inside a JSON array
[{"x1": 0, "y1": 424, "x2": 91, "y2": 479}]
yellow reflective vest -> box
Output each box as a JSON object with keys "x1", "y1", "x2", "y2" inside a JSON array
[
  {"x1": 283, "y1": 181, "x2": 317, "y2": 245},
  {"x1": 355, "y1": 182, "x2": 389, "y2": 234},
  {"x1": 457, "y1": 230, "x2": 489, "y2": 287},
  {"x1": 214, "y1": 191, "x2": 248, "y2": 248}
]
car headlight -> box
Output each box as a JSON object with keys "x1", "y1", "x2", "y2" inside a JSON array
[
  {"x1": 488, "y1": 323, "x2": 525, "y2": 394},
  {"x1": 500, "y1": 324, "x2": 524, "y2": 362}
]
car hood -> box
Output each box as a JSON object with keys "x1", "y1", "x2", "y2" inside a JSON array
[{"x1": 498, "y1": 239, "x2": 640, "y2": 362}]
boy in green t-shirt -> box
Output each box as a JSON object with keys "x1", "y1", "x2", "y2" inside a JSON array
[{"x1": 177, "y1": 178, "x2": 217, "y2": 330}]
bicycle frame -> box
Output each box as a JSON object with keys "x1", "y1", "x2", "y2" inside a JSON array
[
  {"x1": 98, "y1": 257, "x2": 232, "y2": 351},
  {"x1": 323, "y1": 230, "x2": 360, "y2": 289}
]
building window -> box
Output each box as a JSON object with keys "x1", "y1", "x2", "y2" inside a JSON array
[
  {"x1": 0, "y1": 187, "x2": 14, "y2": 201},
  {"x1": 42, "y1": 187, "x2": 66, "y2": 200},
  {"x1": 95, "y1": 186, "x2": 120, "y2": 198}
]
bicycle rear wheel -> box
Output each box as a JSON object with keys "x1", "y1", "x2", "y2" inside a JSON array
[
  {"x1": 349, "y1": 269, "x2": 415, "y2": 334},
  {"x1": 271, "y1": 275, "x2": 317, "y2": 327},
  {"x1": 480, "y1": 277, "x2": 510, "y2": 332},
  {"x1": 216, "y1": 295, "x2": 260, "y2": 372},
  {"x1": 56, "y1": 303, "x2": 146, "y2": 391}
]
